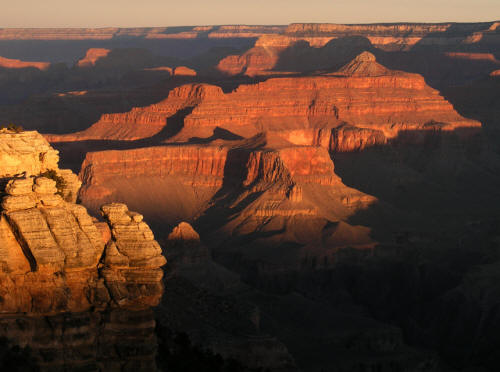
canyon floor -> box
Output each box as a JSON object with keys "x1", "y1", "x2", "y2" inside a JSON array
[{"x1": 0, "y1": 21, "x2": 500, "y2": 371}]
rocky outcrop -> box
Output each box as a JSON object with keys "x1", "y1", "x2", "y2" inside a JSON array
[
  {"x1": 217, "y1": 21, "x2": 500, "y2": 76},
  {"x1": 100, "y1": 203, "x2": 166, "y2": 308},
  {"x1": 191, "y1": 143, "x2": 376, "y2": 277},
  {"x1": 0, "y1": 131, "x2": 166, "y2": 314},
  {"x1": 0, "y1": 56, "x2": 50, "y2": 71},
  {"x1": 0, "y1": 129, "x2": 81, "y2": 200},
  {"x1": 185, "y1": 53, "x2": 481, "y2": 146},
  {"x1": 173, "y1": 66, "x2": 197, "y2": 76},
  {"x1": 76, "y1": 48, "x2": 111, "y2": 67},
  {"x1": 165, "y1": 222, "x2": 210, "y2": 266},
  {"x1": 55, "y1": 53, "x2": 480, "y2": 150},
  {"x1": 76, "y1": 135, "x2": 375, "y2": 258},
  {"x1": 330, "y1": 124, "x2": 387, "y2": 152},
  {"x1": 335, "y1": 51, "x2": 390, "y2": 76},
  {"x1": 0, "y1": 129, "x2": 59, "y2": 176},
  {"x1": 80, "y1": 145, "x2": 227, "y2": 188},
  {"x1": 283, "y1": 22, "x2": 500, "y2": 50},
  {"x1": 78, "y1": 145, "x2": 228, "y2": 223},
  {"x1": 216, "y1": 35, "x2": 292, "y2": 76},
  {"x1": 48, "y1": 83, "x2": 224, "y2": 142}
]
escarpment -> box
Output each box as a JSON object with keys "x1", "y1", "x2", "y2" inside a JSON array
[
  {"x1": 78, "y1": 145, "x2": 228, "y2": 222},
  {"x1": 71, "y1": 53, "x2": 482, "y2": 257},
  {"x1": 52, "y1": 52, "x2": 480, "y2": 153},
  {"x1": 182, "y1": 53, "x2": 481, "y2": 149},
  {"x1": 216, "y1": 21, "x2": 500, "y2": 76},
  {"x1": 196, "y1": 144, "x2": 376, "y2": 265},
  {"x1": 77, "y1": 134, "x2": 376, "y2": 259},
  {"x1": 0, "y1": 130, "x2": 166, "y2": 314},
  {"x1": 49, "y1": 83, "x2": 224, "y2": 142},
  {"x1": 0, "y1": 56, "x2": 50, "y2": 70}
]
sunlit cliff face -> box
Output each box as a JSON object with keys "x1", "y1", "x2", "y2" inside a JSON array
[{"x1": 0, "y1": 130, "x2": 166, "y2": 315}]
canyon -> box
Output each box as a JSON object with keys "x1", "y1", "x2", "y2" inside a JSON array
[
  {"x1": 0, "y1": 20, "x2": 500, "y2": 371},
  {"x1": 48, "y1": 51, "x2": 480, "y2": 147}
]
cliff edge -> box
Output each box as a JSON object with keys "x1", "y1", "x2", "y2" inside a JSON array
[{"x1": 0, "y1": 129, "x2": 166, "y2": 314}]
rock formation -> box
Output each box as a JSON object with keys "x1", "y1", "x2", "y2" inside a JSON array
[
  {"x1": 49, "y1": 83, "x2": 224, "y2": 142},
  {"x1": 0, "y1": 309, "x2": 159, "y2": 371},
  {"x1": 173, "y1": 66, "x2": 197, "y2": 76},
  {"x1": 78, "y1": 145, "x2": 227, "y2": 221},
  {"x1": 76, "y1": 48, "x2": 111, "y2": 67},
  {"x1": 0, "y1": 25, "x2": 283, "y2": 41},
  {"x1": 70, "y1": 53, "x2": 481, "y2": 270},
  {"x1": 0, "y1": 130, "x2": 166, "y2": 314},
  {"x1": 0, "y1": 56, "x2": 50, "y2": 71},
  {"x1": 193, "y1": 142, "x2": 376, "y2": 276},
  {"x1": 216, "y1": 21, "x2": 500, "y2": 76},
  {"x1": 284, "y1": 22, "x2": 500, "y2": 50},
  {"x1": 177, "y1": 52, "x2": 481, "y2": 147},
  {"x1": 0, "y1": 129, "x2": 60, "y2": 176},
  {"x1": 165, "y1": 221, "x2": 209, "y2": 265},
  {"x1": 49, "y1": 52, "x2": 480, "y2": 152},
  {"x1": 78, "y1": 132, "x2": 376, "y2": 271},
  {"x1": 1, "y1": 21, "x2": 498, "y2": 371},
  {"x1": 335, "y1": 50, "x2": 390, "y2": 76}
]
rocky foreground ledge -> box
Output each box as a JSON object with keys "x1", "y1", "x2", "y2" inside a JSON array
[{"x1": 0, "y1": 129, "x2": 166, "y2": 314}]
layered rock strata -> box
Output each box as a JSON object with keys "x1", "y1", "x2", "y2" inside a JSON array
[
  {"x1": 197, "y1": 144, "x2": 376, "y2": 261},
  {"x1": 0, "y1": 309, "x2": 159, "y2": 371},
  {"x1": 78, "y1": 145, "x2": 227, "y2": 220},
  {"x1": 49, "y1": 83, "x2": 224, "y2": 142},
  {"x1": 0, "y1": 130, "x2": 166, "y2": 314},
  {"x1": 52, "y1": 53, "x2": 480, "y2": 152},
  {"x1": 0, "y1": 25, "x2": 284, "y2": 40},
  {"x1": 216, "y1": 21, "x2": 500, "y2": 76},
  {"x1": 180, "y1": 53, "x2": 481, "y2": 148}
]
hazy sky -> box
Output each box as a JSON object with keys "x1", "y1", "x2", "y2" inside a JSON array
[{"x1": 1, "y1": 0, "x2": 499, "y2": 28}]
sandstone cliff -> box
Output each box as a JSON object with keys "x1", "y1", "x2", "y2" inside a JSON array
[
  {"x1": 77, "y1": 134, "x2": 376, "y2": 261},
  {"x1": 50, "y1": 53, "x2": 480, "y2": 152},
  {"x1": 78, "y1": 145, "x2": 227, "y2": 223},
  {"x1": 195, "y1": 142, "x2": 376, "y2": 272},
  {"x1": 217, "y1": 21, "x2": 500, "y2": 77},
  {"x1": 188, "y1": 53, "x2": 481, "y2": 149},
  {"x1": 49, "y1": 83, "x2": 224, "y2": 142},
  {"x1": 284, "y1": 22, "x2": 500, "y2": 49},
  {"x1": 0, "y1": 130, "x2": 166, "y2": 314}
]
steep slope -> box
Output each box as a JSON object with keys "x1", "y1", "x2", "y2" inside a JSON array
[
  {"x1": 48, "y1": 83, "x2": 223, "y2": 142},
  {"x1": 194, "y1": 142, "x2": 376, "y2": 276},
  {"x1": 0, "y1": 129, "x2": 166, "y2": 314},
  {"x1": 217, "y1": 21, "x2": 500, "y2": 76},
  {"x1": 50, "y1": 52, "x2": 480, "y2": 152},
  {"x1": 78, "y1": 133, "x2": 376, "y2": 271},
  {"x1": 78, "y1": 144, "x2": 227, "y2": 225}
]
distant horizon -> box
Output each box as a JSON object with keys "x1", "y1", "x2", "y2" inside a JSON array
[
  {"x1": 1, "y1": 20, "x2": 500, "y2": 30},
  {"x1": 1, "y1": 0, "x2": 499, "y2": 28}
]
